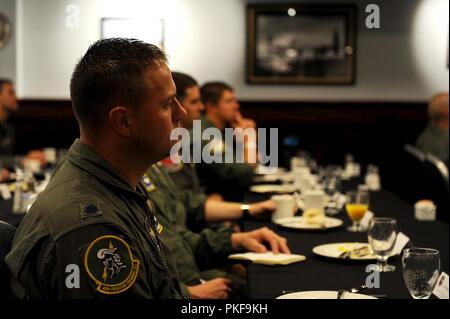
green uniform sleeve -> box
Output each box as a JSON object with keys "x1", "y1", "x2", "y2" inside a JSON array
[
  {"x1": 177, "y1": 225, "x2": 234, "y2": 271},
  {"x1": 179, "y1": 282, "x2": 192, "y2": 299},
  {"x1": 158, "y1": 165, "x2": 207, "y2": 231},
  {"x1": 175, "y1": 188, "x2": 207, "y2": 232}
]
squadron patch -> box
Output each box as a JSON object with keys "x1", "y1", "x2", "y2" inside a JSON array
[{"x1": 84, "y1": 235, "x2": 140, "y2": 295}]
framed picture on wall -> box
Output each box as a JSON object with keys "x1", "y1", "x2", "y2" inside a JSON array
[
  {"x1": 101, "y1": 18, "x2": 164, "y2": 50},
  {"x1": 247, "y1": 4, "x2": 356, "y2": 85}
]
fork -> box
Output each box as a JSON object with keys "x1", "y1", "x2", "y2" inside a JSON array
[{"x1": 338, "y1": 246, "x2": 370, "y2": 259}]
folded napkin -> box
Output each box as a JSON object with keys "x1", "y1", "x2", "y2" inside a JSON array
[{"x1": 229, "y1": 252, "x2": 306, "y2": 266}]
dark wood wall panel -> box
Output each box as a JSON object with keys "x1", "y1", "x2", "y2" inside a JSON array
[
  {"x1": 242, "y1": 101, "x2": 427, "y2": 167},
  {"x1": 10, "y1": 99, "x2": 427, "y2": 170},
  {"x1": 10, "y1": 100, "x2": 78, "y2": 153}
]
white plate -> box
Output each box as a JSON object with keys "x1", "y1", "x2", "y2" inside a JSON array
[
  {"x1": 250, "y1": 184, "x2": 297, "y2": 194},
  {"x1": 253, "y1": 175, "x2": 281, "y2": 183},
  {"x1": 312, "y1": 242, "x2": 395, "y2": 261},
  {"x1": 255, "y1": 166, "x2": 286, "y2": 175},
  {"x1": 275, "y1": 216, "x2": 343, "y2": 230},
  {"x1": 277, "y1": 290, "x2": 377, "y2": 299}
]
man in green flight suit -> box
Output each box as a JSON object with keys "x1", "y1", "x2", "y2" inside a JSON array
[
  {"x1": 143, "y1": 164, "x2": 290, "y2": 299},
  {"x1": 167, "y1": 72, "x2": 274, "y2": 234},
  {"x1": 195, "y1": 82, "x2": 258, "y2": 202},
  {"x1": 5, "y1": 38, "x2": 188, "y2": 299},
  {"x1": 416, "y1": 92, "x2": 449, "y2": 161}
]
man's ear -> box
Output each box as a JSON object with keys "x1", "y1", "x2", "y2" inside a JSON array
[{"x1": 109, "y1": 106, "x2": 132, "y2": 137}]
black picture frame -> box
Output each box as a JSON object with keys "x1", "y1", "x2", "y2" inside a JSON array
[{"x1": 247, "y1": 4, "x2": 356, "y2": 85}]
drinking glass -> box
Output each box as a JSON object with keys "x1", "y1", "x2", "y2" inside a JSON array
[
  {"x1": 368, "y1": 217, "x2": 397, "y2": 272},
  {"x1": 345, "y1": 190, "x2": 369, "y2": 232},
  {"x1": 323, "y1": 175, "x2": 342, "y2": 215},
  {"x1": 402, "y1": 248, "x2": 440, "y2": 299}
]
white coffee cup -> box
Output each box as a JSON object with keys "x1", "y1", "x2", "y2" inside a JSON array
[
  {"x1": 290, "y1": 157, "x2": 307, "y2": 171},
  {"x1": 293, "y1": 173, "x2": 316, "y2": 193},
  {"x1": 23, "y1": 159, "x2": 41, "y2": 173},
  {"x1": 44, "y1": 148, "x2": 57, "y2": 164},
  {"x1": 271, "y1": 194, "x2": 297, "y2": 222},
  {"x1": 303, "y1": 189, "x2": 326, "y2": 213}
]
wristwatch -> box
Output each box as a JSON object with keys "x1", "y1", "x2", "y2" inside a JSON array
[{"x1": 240, "y1": 204, "x2": 251, "y2": 219}]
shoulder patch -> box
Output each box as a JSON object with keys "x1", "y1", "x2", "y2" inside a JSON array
[
  {"x1": 84, "y1": 235, "x2": 140, "y2": 295},
  {"x1": 80, "y1": 203, "x2": 103, "y2": 219}
]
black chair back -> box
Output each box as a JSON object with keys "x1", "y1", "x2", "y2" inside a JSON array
[
  {"x1": 383, "y1": 145, "x2": 449, "y2": 223},
  {"x1": 424, "y1": 155, "x2": 449, "y2": 222},
  {"x1": 382, "y1": 145, "x2": 427, "y2": 204},
  {"x1": 0, "y1": 221, "x2": 16, "y2": 298}
]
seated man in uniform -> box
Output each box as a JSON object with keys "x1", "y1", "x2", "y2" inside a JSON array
[
  {"x1": 0, "y1": 78, "x2": 17, "y2": 157},
  {"x1": 194, "y1": 82, "x2": 257, "y2": 202},
  {"x1": 6, "y1": 38, "x2": 189, "y2": 299},
  {"x1": 144, "y1": 164, "x2": 290, "y2": 299},
  {"x1": 6, "y1": 38, "x2": 289, "y2": 299},
  {"x1": 0, "y1": 78, "x2": 46, "y2": 178},
  {"x1": 416, "y1": 92, "x2": 449, "y2": 161},
  {"x1": 167, "y1": 72, "x2": 275, "y2": 232},
  {"x1": 0, "y1": 78, "x2": 18, "y2": 177}
]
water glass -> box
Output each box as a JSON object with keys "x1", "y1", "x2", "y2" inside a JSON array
[
  {"x1": 368, "y1": 217, "x2": 397, "y2": 272},
  {"x1": 402, "y1": 248, "x2": 440, "y2": 299}
]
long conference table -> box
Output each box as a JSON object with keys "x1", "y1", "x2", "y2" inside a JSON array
[
  {"x1": 244, "y1": 185, "x2": 449, "y2": 299},
  {"x1": 1, "y1": 180, "x2": 449, "y2": 299}
]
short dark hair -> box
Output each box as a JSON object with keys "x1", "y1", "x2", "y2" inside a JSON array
[
  {"x1": 70, "y1": 38, "x2": 168, "y2": 129},
  {"x1": 172, "y1": 72, "x2": 198, "y2": 101},
  {"x1": 200, "y1": 82, "x2": 233, "y2": 106},
  {"x1": 0, "y1": 78, "x2": 12, "y2": 93}
]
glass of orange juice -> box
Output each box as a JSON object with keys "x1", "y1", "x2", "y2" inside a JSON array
[{"x1": 345, "y1": 190, "x2": 369, "y2": 232}]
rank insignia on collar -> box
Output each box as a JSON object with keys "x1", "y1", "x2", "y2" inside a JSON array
[
  {"x1": 84, "y1": 235, "x2": 140, "y2": 295},
  {"x1": 80, "y1": 203, "x2": 103, "y2": 219},
  {"x1": 141, "y1": 175, "x2": 156, "y2": 193}
]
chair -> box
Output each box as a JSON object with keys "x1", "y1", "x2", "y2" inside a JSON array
[
  {"x1": 423, "y1": 154, "x2": 449, "y2": 223},
  {"x1": 425, "y1": 154, "x2": 449, "y2": 188},
  {"x1": 383, "y1": 145, "x2": 449, "y2": 223},
  {"x1": 0, "y1": 221, "x2": 16, "y2": 298},
  {"x1": 382, "y1": 145, "x2": 427, "y2": 204}
]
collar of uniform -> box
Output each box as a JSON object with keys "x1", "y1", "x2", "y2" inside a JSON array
[
  {"x1": 189, "y1": 115, "x2": 221, "y2": 145},
  {"x1": 200, "y1": 115, "x2": 217, "y2": 130},
  {"x1": 147, "y1": 164, "x2": 175, "y2": 189},
  {"x1": 428, "y1": 123, "x2": 449, "y2": 137},
  {"x1": 66, "y1": 139, "x2": 144, "y2": 197}
]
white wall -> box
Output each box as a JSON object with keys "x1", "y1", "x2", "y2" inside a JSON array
[
  {"x1": 0, "y1": 0, "x2": 16, "y2": 81},
  {"x1": 15, "y1": 0, "x2": 449, "y2": 101}
]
